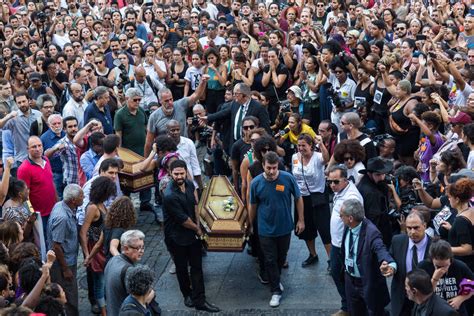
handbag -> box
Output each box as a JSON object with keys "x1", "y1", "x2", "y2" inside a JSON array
[{"x1": 87, "y1": 239, "x2": 106, "y2": 273}]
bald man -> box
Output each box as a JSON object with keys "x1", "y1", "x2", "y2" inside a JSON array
[
  {"x1": 63, "y1": 82, "x2": 89, "y2": 128},
  {"x1": 127, "y1": 66, "x2": 163, "y2": 111},
  {"x1": 17, "y1": 136, "x2": 57, "y2": 239}
]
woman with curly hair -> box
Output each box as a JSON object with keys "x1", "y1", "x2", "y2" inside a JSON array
[
  {"x1": 0, "y1": 221, "x2": 23, "y2": 250},
  {"x1": 80, "y1": 176, "x2": 116, "y2": 315},
  {"x1": 442, "y1": 178, "x2": 474, "y2": 272},
  {"x1": 102, "y1": 196, "x2": 137, "y2": 261},
  {"x1": 430, "y1": 149, "x2": 467, "y2": 188},
  {"x1": 333, "y1": 139, "x2": 366, "y2": 184}
]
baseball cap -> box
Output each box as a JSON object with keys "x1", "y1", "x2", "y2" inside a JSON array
[
  {"x1": 29, "y1": 72, "x2": 42, "y2": 81},
  {"x1": 449, "y1": 112, "x2": 472, "y2": 125}
]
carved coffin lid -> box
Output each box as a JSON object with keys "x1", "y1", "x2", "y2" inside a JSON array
[
  {"x1": 117, "y1": 147, "x2": 145, "y2": 175},
  {"x1": 199, "y1": 176, "x2": 247, "y2": 235}
]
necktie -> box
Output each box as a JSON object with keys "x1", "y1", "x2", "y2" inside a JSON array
[
  {"x1": 412, "y1": 245, "x2": 418, "y2": 269},
  {"x1": 348, "y1": 229, "x2": 355, "y2": 274},
  {"x1": 235, "y1": 105, "x2": 245, "y2": 139}
]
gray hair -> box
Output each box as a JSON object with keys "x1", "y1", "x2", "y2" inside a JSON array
[
  {"x1": 125, "y1": 264, "x2": 155, "y2": 296},
  {"x1": 157, "y1": 87, "x2": 172, "y2": 101},
  {"x1": 342, "y1": 112, "x2": 361, "y2": 129},
  {"x1": 94, "y1": 86, "x2": 109, "y2": 99},
  {"x1": 341, "y1": 199, "x2": 365, "y2": 222},
  {"x1": 62, "y1": 184, "x2": 83, "y2": 202},
  {"x1": 121, "y1": 229, "x2": 145, "y2": 246},
  {"x1": 234, "y1": 83, "x2": 251, "y2": 97},
  {"x1": 327, "y1": 164, "x2": 348, "y2": 179},
  {"x1": 36, "y1": 94, "x2": 57, "y2": 109},
  {"x1": 125, "y1": 87, "x2": 143, "y2": 99},
  {"x1": 193, "y1": 103, "x2": 205, "y2": 112},
  {"x1": 47, "y1": 114, "x2": 63, "y2": 125}
]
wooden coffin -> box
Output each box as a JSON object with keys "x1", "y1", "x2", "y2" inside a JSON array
[
  {"x1": 117, "y1": 147, "x2": 154, "y2": 193},
  {"x1": 198, "y1": 176, "x2": 248, "y2": 252}
]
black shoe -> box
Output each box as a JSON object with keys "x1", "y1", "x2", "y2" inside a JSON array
[
  {"x1": 184, "y1": 296, "x2": 194, "y2": 308},
  {"x1": 258, "y1": 270, "x2": 269, "y2": 284},
  {"x1": 327, "y1": 260, "x2": 331, "y2": 273},
  {"x1": 140, "y1": 202, "x2": 154, "y2": 212},
  {"x1": 301, "y1": 254, "x2": 319, "y2": 267},
  {"x1": 195, "y1": 301, "x2": 220, "y2": 313}
]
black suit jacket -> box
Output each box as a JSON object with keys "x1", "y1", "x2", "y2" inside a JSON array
[
  {"x1": 207, "y1": 99, "x2": 271, "y2": 149},
  {"x1": 390, "y1": 234, "x2": 432, "y2": 316},
  {"x1": 341, "y1": 218, "x2": 393, "y2": 311},
  {"x1": 411, "y1": 293, "x2": 459, "y2": 316}
]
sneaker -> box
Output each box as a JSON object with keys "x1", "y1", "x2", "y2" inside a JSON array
[
  {"x1": 258, "y1": 270, "x2": 269, "y2": 284},
  {"x1": 269, "y1": 294, "x2": 281, "y2": 307},
  {"x1": 169, "y1": 263, "x2": 176, "y2": 274}
]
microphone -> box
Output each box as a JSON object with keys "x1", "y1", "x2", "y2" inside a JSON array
[{"x1": 274, "y1": 127, "x2": 290, "y2": 138}]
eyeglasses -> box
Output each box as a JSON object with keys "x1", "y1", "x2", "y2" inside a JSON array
[
  {"x1": 243, "y1": 125, "x2": 255, "y2": 130},
  {"x1": 454, "y1": 57, "x2": 463, "y2": 61},
  {"x1": 327, "y1": 179, "x2": 343, "y2": 185},
  {"x1": 343, "y1": 156, "x2": 354, "y2": 161},
  {"x1": 128, "y1": 244, "x2": 145, "y2": 251},
  {"x1": 132, "y1": 98, "x2": 142, "y2": 102},
  {"x1": 261, "y1": 147, "x2": 270, "y2": 153}
]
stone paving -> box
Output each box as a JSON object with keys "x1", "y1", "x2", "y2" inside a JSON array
[{"x1": 78, "y1": 194, "x2": 342, "y2": 315}]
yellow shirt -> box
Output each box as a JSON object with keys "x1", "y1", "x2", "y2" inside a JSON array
[{"x1": 282, "y1": 123, "x2": 316, "y2": 145}]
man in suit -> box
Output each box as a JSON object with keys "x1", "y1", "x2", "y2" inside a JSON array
[
  {"x1": 406, "y1": 269, "x2": 458, "y2": 316},
  {"x1": 390, "y1": 211, "x2": 432, "y2": 316},
  {"x1": 200, "y1": 83, "x2": 271, "y2": 150},
  {"x1": 340, "y1": 198, "x2": 396, "y2": 316}
]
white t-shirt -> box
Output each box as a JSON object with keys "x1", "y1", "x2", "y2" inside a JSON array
[
  {"x1": 184, "y1": 66, "x2": 203, "y2": 92},
  {"x1": 467, "y1": 150, "x2": 474, "y2": 170},
  {"x1": 329, "y1": 73, "x2": 357, "y2": 107},
  {"x1": 199, "y1": 36, "x2": 226, "y2": 48},
  {"x1": 447, "y1": 75, "x2": 473, "y2": 108},
  {"x1": 291, "y1": 152, "x2": 326, "y2": 196},
  {"x1": 347, "y1": 161, "x2": 365, "y2": 185}
]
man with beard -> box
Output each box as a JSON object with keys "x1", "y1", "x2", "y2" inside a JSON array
[
  {"x1": 30, "y1": 94, "x2": 56, "y2": 137},
  {"x1": 41, "y1": 58, "x2": 69, "y2": 103},
  {"x1": 144, "y1": 77, "x2": 208, "y2": 156},
  {"x1": 125, "y1": 9, "x2": 147, "y2": 42},
  {"x1": 1, "y1": 92, "x2": 41, "y2": 171},
  {"x1": 393, "y1": 20, "x2": 408, "y2": 47},
  {"x1": 162, "y1": 159, "x2": 220, "y2": 313},
  {"x1": 45, "y1": 116, "x2": 85, "y2": 186},
  {"x1": 357, "y1": 157, "x2": 393, "y2": 247},
  {"x1": 0, "y1": 79, "x2": 17, "y2": 158},
  {"x1": 63, "y1": 84, "x2": 89, "y2": 129}
]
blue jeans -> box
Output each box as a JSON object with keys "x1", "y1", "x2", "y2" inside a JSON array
[
  {"x1": 330, "y1": 245, "x2": 347, "y2": 311},
  {"x1": 93, "y1": 271, "x2": 105, "y2": 308},
  {"x1": 53, "y1": 172, "x2": 64, "y2": 200}
]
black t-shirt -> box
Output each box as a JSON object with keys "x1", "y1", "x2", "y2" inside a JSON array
[
  {"x1": 42, "y1": 72, "x2": 69, "y2": 100},
  {"x1": 231, "y1": 139, "x2": 252, "y2": 165},
  {"x1": 29, "y1": 117, "x2": 49, "y2": 137},
  {"x1": 263, "y1": 63, "x2": 289, "y2": 100},
  {"x1": 418, "y1": 259, "x2": 473, "y2": 316},
  {"x1": 103, "y1": 227, "x2": 125, "y2": 261},
  {"x1": 448, "y1": 215, "x2": 474, "y2": 270}
]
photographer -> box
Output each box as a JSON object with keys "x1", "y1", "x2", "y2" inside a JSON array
[
  {"x1": 108, "y1": 51, "x2": 135, "y2": 86},
  {"x1": 390, "y1": 166, "x2": 421, "y2": 222},
  {"x1": 357, "y1": 157, "x2": 394, "y2": 247},
  {"x1": 186, "y1": 103, "x2": 213, "y2": 175}
]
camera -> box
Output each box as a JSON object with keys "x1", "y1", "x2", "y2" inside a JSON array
[
  {"x1": 36, "y1": 12, "x2": 47, "y2": 23},
  {"x1": 113, "y1": 59, "x2": 130, "y2": 86},
  {"x1": 324, "y1": 83, "x2": 343, "y2": 110},
  {"x1": 199, "y1": 127, "x2": 213, "y2": 139},
  {"x1": 192, "y1": 115, "x2": 200, "y2": 127},
  {"x1": 11, "y1": 56, "x2": 21, "y2": 68},
  {"x1": 384, "y1": 174, "x2": 395, "y2": 184}
]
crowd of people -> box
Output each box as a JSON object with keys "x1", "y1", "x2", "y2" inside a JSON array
[{"x1": 0, "y1": 0, "x2": 472, "y2": 314}]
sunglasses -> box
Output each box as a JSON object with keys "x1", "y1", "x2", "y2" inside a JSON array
[
  {"x1": 327, "y1": 179, "x2": 343, "y2": 185},
  {"x1": 343, "y1": 156, "x2": 354, "y2": 161},
  {"x1": 95, "y1": 60, "x2": 103, "y2": 64},
  {"x1": 58, "y1": 60, "x2": 66, "y2": 64},
  {"x1": 132, "y1": 98, "x2": 142, "y2": 102},
  {"x1": 243, "y1": 125, "x2": 255, "y2": 130},
  {"x1": 395, "y1": 27, "x2": 406, "y2": 31},
  {"x1": 454, "y1": 58, "x2": 463, "y2": 61},
  {"x1": 241, "y1": 40, "x2": 249, "y2": 43},
  {"x1": 126, "y1": 29, "x2": 134, "y2": 32}
]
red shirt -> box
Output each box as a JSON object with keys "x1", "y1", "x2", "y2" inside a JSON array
[{"x1": 17, "y1": 157, "x2": 57, "y2": 217}]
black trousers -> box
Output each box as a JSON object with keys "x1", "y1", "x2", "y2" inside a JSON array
[
  {"x1": 167, "y1": 239, "x2": 206, "y2": 305},
  {"x1": 344, "y1": 273, "x2": 385, "y2": 316},
  {"x1": 259, "y1": 234, "x2": 291, "y2": 294}
]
